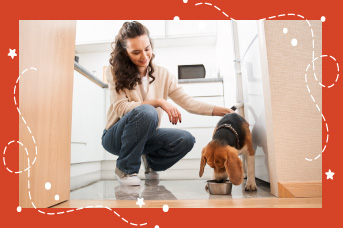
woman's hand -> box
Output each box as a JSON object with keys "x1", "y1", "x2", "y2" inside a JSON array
[
  {"x1": 212, "y1": 106, "x2": 235, "y2": 116},
  {"x1": 158, "y1": 99, "x2": 182, "y2": 125},
  {"x1": 212, "y1": 106, "x2": 249, "y2": 124}
]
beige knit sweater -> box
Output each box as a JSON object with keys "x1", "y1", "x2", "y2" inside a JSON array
[{"x1": 105, "y1": 64, "x2": 215, "y2": 130}]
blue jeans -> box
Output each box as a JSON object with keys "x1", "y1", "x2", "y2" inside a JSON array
[{"x1": 101, "y1": 104, "x2": 195, "y2": 174}]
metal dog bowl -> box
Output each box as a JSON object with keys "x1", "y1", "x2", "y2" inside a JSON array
[{"x1": 206, "y1": 180, "x2": 232, "y2": 195}]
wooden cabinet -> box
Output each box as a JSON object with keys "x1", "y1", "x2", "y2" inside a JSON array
[{"x1": 19, "y1": 21, "x2": 76, "y2": 208}]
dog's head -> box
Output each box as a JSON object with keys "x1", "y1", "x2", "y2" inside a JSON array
[{"x1": 199, "y1": 140, "x2": 243, "y2": 185}]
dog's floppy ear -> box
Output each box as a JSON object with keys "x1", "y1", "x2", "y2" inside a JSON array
[
  {"x1": 224, "y1": 147, "x2": 243, "y2": 185},
  {"x1": 212, "y1": 123, "x2": 218, "y2": 139},
  {"x1": 199, "y1": 145, "x2": 208, "y2": 177}
]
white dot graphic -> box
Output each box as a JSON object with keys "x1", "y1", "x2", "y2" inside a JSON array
[
  {"x1": 283, "y1": 28, "x2": 288, "y2": 34},
  {"x1": 17, "y1": 206, "x2": 22, "y2": 212},
  {"x1": 183, "y1": 0, "x2": 188, "y2": 3},
  {"x1": 163, "y1": 204, "x2": 169, "y2": 212},
  {"x1": 55, "y1": 194, "x2": 60, "y2": 201},
  {"x1": 321, "y1": 16, "x2": 326, "y2": 22},
  {"x1": 155, "y1": 226, "x2": 159, "y2": 228},
  {"x1": 45, "y1": 182, "x2": 51, "y2": 190},
  {"x1": 291, "y1": 38, "x2": 298, "y2": 46},
  {"x1": 174, "y1": 16, "x2": 180, "y2": 20}
]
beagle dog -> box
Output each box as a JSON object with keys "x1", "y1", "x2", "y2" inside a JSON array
[{"x1": 199, "y1": 108, "x2": 257, "y2": 191}]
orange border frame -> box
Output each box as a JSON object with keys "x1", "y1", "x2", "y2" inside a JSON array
[{"x1": 1, "y1": 0, "x2": 341, "y2": 227}]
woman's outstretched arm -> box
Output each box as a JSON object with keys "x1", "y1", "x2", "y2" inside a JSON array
[{"x1": 212, "y1": 106, "x2": 235, "y2": 116}]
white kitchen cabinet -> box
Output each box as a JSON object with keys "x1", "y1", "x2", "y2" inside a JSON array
[
  {"x1": 71, "y1": 70, "x2": 106, "y2": 164},
  {"x1": 160, "y1": 96, "x2": 223, "y2": 129},
  {"x1": 159, "y1": 81, "x2": 224, "y2": 159},
  {"x1": 75, "y1": 20, "x2": 121, "y2": 45},
  {"x1": 166, "y1": 20, "x2": 217, "y2": 37},
  {"x1": 76, "y1": 20, "x2": 215, "y2": 45},
  {"x1": 237, "y1": 21, "x2": 269, "y2": 182},
  {"x1": 181, "y1": 82, "x2": 223, "y2": 97},
  {"x1": 237, "y1": 21, "x2": 258, "y2": 59},
  {"x1": 75, "y1": 20, "x2": 165, "y2": 45},
  {"x1": 75, "y1": 20, "x2": 217, "y2": 53},
  {"x1": 140, "y1": 20, "x2": 165, "y2": 38}
]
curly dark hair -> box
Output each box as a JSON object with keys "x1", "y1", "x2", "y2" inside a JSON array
[{"x1": 109, "y1": 21, "x2": 155, "y2": 93}]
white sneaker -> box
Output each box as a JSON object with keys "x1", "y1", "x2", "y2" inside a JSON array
[
  {"x1": 142, "y1": 154, "x2": 159, "y2": 180},
  {"x1": 145, "y1": 169, "x2": 159, "y2": 180},
  {"x1": 115, "y1": 167, "x2": 141, "y2": 186}
]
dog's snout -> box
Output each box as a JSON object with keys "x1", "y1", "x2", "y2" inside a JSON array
[
  {"x1": 213, "y1": 169, "x2": 228, "y2": 183},
  {"x1": 215, "y1": 178, "x2": 227, "y2": 183}
]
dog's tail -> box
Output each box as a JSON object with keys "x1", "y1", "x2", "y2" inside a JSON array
[{"x1": 231, "y1": 103, "x2": 244, "y2": 111}]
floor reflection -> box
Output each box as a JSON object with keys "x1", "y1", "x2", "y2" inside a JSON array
[
  {"x1": 70, "y1": 179, "x2": 274, "y2": 200},
  {"x1": 114, "y1": 179, "x2": 177, "y2": 200}
]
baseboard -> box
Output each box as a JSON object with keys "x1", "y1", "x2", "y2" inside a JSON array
[
  {"x1": 101, "y1": 169, "x2": 213, "y2": 180},
  {"x1": 101, "y1": 158, "x2": 204, "y2": 171},
  {"x1": 70, "y1": 171, "x2": 102, "y2": 191},
  {"x1": 278, "y1": 181, "x2": 322, "y2": 198},
  {"x1": 71, "y1": 161, "x2": 101, "y2": 177},
  {"x1": 101, "y1": 159, "x2": 213, "y2": 179}
]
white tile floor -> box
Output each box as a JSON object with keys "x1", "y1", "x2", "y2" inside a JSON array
[{"x1": 70, "y1": 179, "x2": 274, "y2": 200}]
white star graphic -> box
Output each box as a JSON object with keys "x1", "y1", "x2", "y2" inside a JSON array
[
  {"x1": 136, "y1": 197, "x2": 145, "y2": 208},
  {"x1": 8, "y1": 49, "x2": 17, "y2": 59},
  {"x1": 325, "y1": 169, "x2": 335, "y2": 180}
]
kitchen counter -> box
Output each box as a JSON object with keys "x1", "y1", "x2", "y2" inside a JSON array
[
  {"x1": 178, "y1": 78, "x2": 223, "y2": 84},
  {"x1": 74, "y1": 61, "x2": 223, "y2": 87}
]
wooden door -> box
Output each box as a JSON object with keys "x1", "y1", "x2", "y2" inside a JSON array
[{"x1": 19, "y1": 20, "x2": 76, "y2": 208}]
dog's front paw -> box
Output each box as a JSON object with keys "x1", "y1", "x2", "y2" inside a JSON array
[
  {"x1": 243, "y1": 173, "x2": 247, "y2": 179},
  {"x1": 245, "y1": 180, "x2": 257, "y2": 191}
]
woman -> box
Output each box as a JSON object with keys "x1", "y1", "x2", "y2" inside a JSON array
[{"x1": 102, "y1": 21, "x2": 234, "y2": 185}]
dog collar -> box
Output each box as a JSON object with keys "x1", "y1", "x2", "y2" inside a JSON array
[{"x1": 215, "y1": 124, "x2": 240, "y2": 149}]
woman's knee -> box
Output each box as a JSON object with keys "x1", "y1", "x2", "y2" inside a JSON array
[
  {"x1": 132, "y1": 104, "x2": 158, "y2": 123},
  {"x1": 134, "y1": 104, "x2": 158, "y2": 120},
  {"x1": 180, "y1": 131, "x2": 195, "y2": 153},
  {"x1": 101, "y1": 130, "x2": 119, "y2": 156}
]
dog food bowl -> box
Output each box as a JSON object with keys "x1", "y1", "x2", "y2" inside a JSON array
[{"x1": 206, "y1": 180, "x2": 232, "y2": 195}]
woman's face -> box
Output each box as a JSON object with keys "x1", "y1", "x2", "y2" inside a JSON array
[{"x1": 125, "y1": 35, "x2": 152, "y2": 69}]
